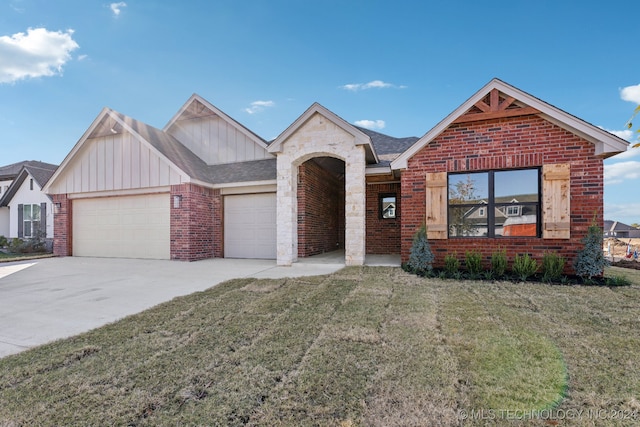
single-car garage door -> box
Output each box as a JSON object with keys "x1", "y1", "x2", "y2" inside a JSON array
[
  {"x1": 224, "y1": 193, "x2": 276, "y2": 259},
  {"x1": 73, "y1": 194, "x2": 170, "y2": 259}
]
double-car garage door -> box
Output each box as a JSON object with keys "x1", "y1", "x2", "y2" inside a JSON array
[
  {"x1": 73, "y1": 194, "x2": 171, "y2": 259},
  {"x1": 72, "y1": 193, "x2": 276, "y2": 260}
]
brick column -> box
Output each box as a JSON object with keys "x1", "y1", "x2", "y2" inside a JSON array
[
  {"x1": 52, "y1": 194, "x2": 72, "y2": 256},
  {"x1": 170, "y1": 183, "x2": 220, "y2": 261}
]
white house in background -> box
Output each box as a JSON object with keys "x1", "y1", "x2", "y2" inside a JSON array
[{"x1": 0, "y1": 161, "x2": 58, "y2": 240}]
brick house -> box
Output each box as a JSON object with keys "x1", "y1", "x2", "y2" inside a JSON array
[{"x1": 44, "y1": 79, "x2": 628, "y2": 271}]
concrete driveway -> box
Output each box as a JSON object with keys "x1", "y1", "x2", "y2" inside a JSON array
[{"x1": 0, "y1": 257, "x2": 345, "y2": 358}]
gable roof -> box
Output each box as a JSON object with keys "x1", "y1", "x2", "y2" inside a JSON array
[
  {"x1": 0, "y1": 163, "x2": 57, "y2": 206},
  {"x1": 391, "y1": 78, "x2": 630, "y2": 170},
  {"x1": 44, "y1": 106, "x2": 276, "y2": 194},
  {"x1": 163, "y1": 94, "x2": 269, "y2": 149},
  {"x1": 268, "y1": 103, "x2": 379, "y2": 164}
]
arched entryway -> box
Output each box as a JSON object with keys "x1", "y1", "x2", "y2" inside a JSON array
[{"x1": 297, "y1": 157, "x2": 345, "y2": 258}]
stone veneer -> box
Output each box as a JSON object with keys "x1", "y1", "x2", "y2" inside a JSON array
[{"x1": 275, "y1": 112, "x2": 366, "y2": 266}]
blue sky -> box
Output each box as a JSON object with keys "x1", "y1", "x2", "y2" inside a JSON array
[{"x1": 1, "y1": 0, "x2": 639, "y2": 224}]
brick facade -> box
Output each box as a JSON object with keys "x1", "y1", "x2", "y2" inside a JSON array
[
  {"x1": 52, "y1": 194, "x2": 72, "y2": 256},
  {"x1": 400, "y1": 115, "x2": 603, "y2": 273},
  {"x1": 366, "y1": 179, "x2": 401, "y2": 254},
  {"x1": 170, "y1": 183, "x2": 222, "y2": 261},
  {"x1": 297, "y1": 159, "x2": 345, "y2": 257}
]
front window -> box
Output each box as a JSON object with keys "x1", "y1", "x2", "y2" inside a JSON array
[
  {"x1": 23, "y1": 204, "x2": 41, "y2": 238},
  {"x1": 448, "y1": 168, "x2": 540, "y2": 238}
]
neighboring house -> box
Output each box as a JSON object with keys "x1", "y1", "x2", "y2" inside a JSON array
[
  {"x1": 0, "y1": 161, "x2": 58, "y2": 241},
  {"x1": 604, "y1": 220, "x2": 640, "y2": 238},
  {"x1": 44, "y1": 79, "x2": 628, "y2": 272}
]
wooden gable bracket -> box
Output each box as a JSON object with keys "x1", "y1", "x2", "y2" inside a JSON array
[{"x1": 453, "y1": 89, "x2": 541, "y2": 124}]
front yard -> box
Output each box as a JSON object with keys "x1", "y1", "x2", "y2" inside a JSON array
[{"x1": 0, "y1": 267, "x2": 639, "y2": 426}]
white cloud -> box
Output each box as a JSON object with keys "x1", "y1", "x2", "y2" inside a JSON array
[
  {"x1": 604, "y1": 160, "x2": 640, "y2": 185},
  {"x1": 600, "y1": 127, "x2": 634, "y2": 141},
  {"x1": 340, "y1": 80, "x2": 407, "y2": 92},
  {"x1": 621, "y1": 84, "x2": 640, "y2": 104},
  {"x1": 110, "y1": 2, "x2": 127, "y2": 17},
  {"x1": 244, "y1": 100, "x2": 275, "y2": 114},
  {"x1": 0, "y1": 28, "x2": 79, "y2": 84},
  {"x1": 604, "y1": 202, "x2": 640, "y2": 223},
  {"x1": 609, "y1": 145, "x2": 640, "y2": 161},
  {"x1": 354, "y1": 119, "x2": 386, "y2": 130}
]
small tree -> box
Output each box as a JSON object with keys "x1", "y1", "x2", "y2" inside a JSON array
[
  {"x1": 407, "y1": 224, "x2": 435, "y2": 276},
  {"x1": 574, "y1": 223, "x2": 607, "y2": 280}
]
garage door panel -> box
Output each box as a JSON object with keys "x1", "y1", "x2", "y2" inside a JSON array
[
  {"x1": 73, "y1": 194, "x2": 170, "y2": 259},
  {"x1": 224, "y1": 193, "x2": 276, "y2": 259}
]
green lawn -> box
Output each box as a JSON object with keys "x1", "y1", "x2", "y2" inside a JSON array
[{"x1": 1, "y1": 267, "x2": 639, "y2": 426}]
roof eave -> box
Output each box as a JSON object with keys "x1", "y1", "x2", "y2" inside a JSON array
[{"x1": 391, "y1": 78, "x2": 629, "y2": 170}]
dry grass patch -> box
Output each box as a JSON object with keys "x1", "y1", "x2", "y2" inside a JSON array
[{"x1": 0, "y1": 268, "x2": 639, "y2": 426}]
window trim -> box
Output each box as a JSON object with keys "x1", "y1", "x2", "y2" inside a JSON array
[
  {"x1": 22, "y1": 203, "x2": 41, "y2": 238},
  {"x1": 379, "y1": 193, "x2": 397, "y2": 219},
  {"x1": 447, "y1": 167, "x2": 541, "y2": 238}
]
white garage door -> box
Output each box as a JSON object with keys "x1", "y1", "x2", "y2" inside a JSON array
[
  {"x1": 73, "y1": 194, "x2": 170, "y2": 259},
  {"x1": 224, "y1": 193, "x2": 276, "y2": 259}
]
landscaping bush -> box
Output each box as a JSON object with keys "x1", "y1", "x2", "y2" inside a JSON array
[
  {"x1": 512, "y1": 254, "x2": 539, "y2": 282},
  {"x1": 542, "y1": 252, "x2": 566, "y2": 283},
  {"x1": 0, "y1": 235, "x2": 7, "y2": 248},
  {"x1": 574, "y1": 223, "x2": 607, "y2": 280},
  {"x1": 491, "y1": 249, "x2": 508, "y2": 279},
  {"x1": 465, "y1": 250, "x2": 483, "y2": 279},
  {"x1": 406, "y1": 224, "x2": 434, "y2": 276},
  {"x1": 444, "y1": 253, "x2": 461, "y2": 279}
]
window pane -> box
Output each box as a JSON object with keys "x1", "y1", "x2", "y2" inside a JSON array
[
  {"x1": 381, "y1": 196, "x2": 396, "y2": 219},
  {"x1": 32, "y1": 204, "x2": 41, "y2": 221},
  {"x1": 499, "y1": 211, "x2": 538, "y2": 237},
  {"x1": 24, "y1": 204, "x2": 32, "y2": 221},
  {"x1": 24, "y1": 221, "x2": 32, "y2": 238},
  {"x1": 448, "y1": 206, "x2": 488, "y2": 237},
  {"x1": 495, "y1": 169, "x2": 538, "y2": 202},
  {"x1": 448, "y1": 172, "x2": 488, "y2": 204}
]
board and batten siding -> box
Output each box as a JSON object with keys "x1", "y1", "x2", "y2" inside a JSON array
[
  {"x1": 167, "y1": 116, "x2": 272, "y2": 165},
  {"x1": 47, "y1": 133, "x2": 185, "y2": 194}
]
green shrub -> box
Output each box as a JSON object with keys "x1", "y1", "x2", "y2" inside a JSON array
[
  {"x1": 0, "y1": 235, "x2": 7, "y2": 247},
  {"x1": 542, "y1": 252, "x2": 566, "y2": 283},
  {"x1": 9, "y1": 238, "x2": 23, "y2": 251},
  {"x1": 574, "y1": 223, "x2": 607, "y2": 279},
  {"x1": 406, "y1": 224, "x2": 434, "y2": 276},
  {"x1": 512, "y1": 254, "x2": 539, "y2": 282},
  {"x1": 444, "y1": 253, "x2": 461, "y2": 278},
  {"x1": 491, "y1": 249, "x2": 508, "y2": 279},
  {"x1": 465, "y1": 250, "x2": 483, "y2": 279}
]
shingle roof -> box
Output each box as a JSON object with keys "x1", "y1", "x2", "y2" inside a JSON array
[
  {"x1": 113, "y1": 111, "x2": 276, "y2": 185},
  {"x1": 0, "y1": 161, "x2": 58, "y2": 181},
  {"x1": 0, "y1": 163, "x2": 58, "y2": 206},
  {"x1": 355, "y1": 127, "x2": 418, "y2": 165}
]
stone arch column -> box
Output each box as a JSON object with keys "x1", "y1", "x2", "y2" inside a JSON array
[{"x1": 275, "y1": 115, "x2": 366, "y2": 266}]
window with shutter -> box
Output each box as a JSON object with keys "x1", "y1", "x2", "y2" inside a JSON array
[
  {"x1": 425, "y1": 172, "x2": 447, "y2": 239},
  {"x1": 542, "y1": 163, "x2": 570, "y2": 239}
]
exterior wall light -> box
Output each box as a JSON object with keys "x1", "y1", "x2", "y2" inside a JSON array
[
  {"x1": 173, "y1": 195, "x2": 182, "y2": 208},
  {"x1": 54, "y1": 202, "x2": 62, "y2": 214}
]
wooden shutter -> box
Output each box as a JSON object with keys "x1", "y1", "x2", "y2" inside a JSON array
[
  {"x1": 17, "y1": 204, "x2": 24, "y2": 238},
  {"x1": 41, "y1": 202, "x2": 47, "y2": 237},
  {"x1": 542, "y1": 163, "x2": 570, "y2": 239},
  {"x1": 425, "y1": 172, "x2": 448, "y2": 239}
]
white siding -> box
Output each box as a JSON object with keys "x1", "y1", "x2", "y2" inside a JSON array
[
  {"x1": 168, "y1": 116, "x2": 273, "y2": 165},
  {"x1": 47, "y1": 133, "x2": 185, "y2": 195},
  {"x1": 8, "y1": 175, "x2": 54, "y2": 239}
]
